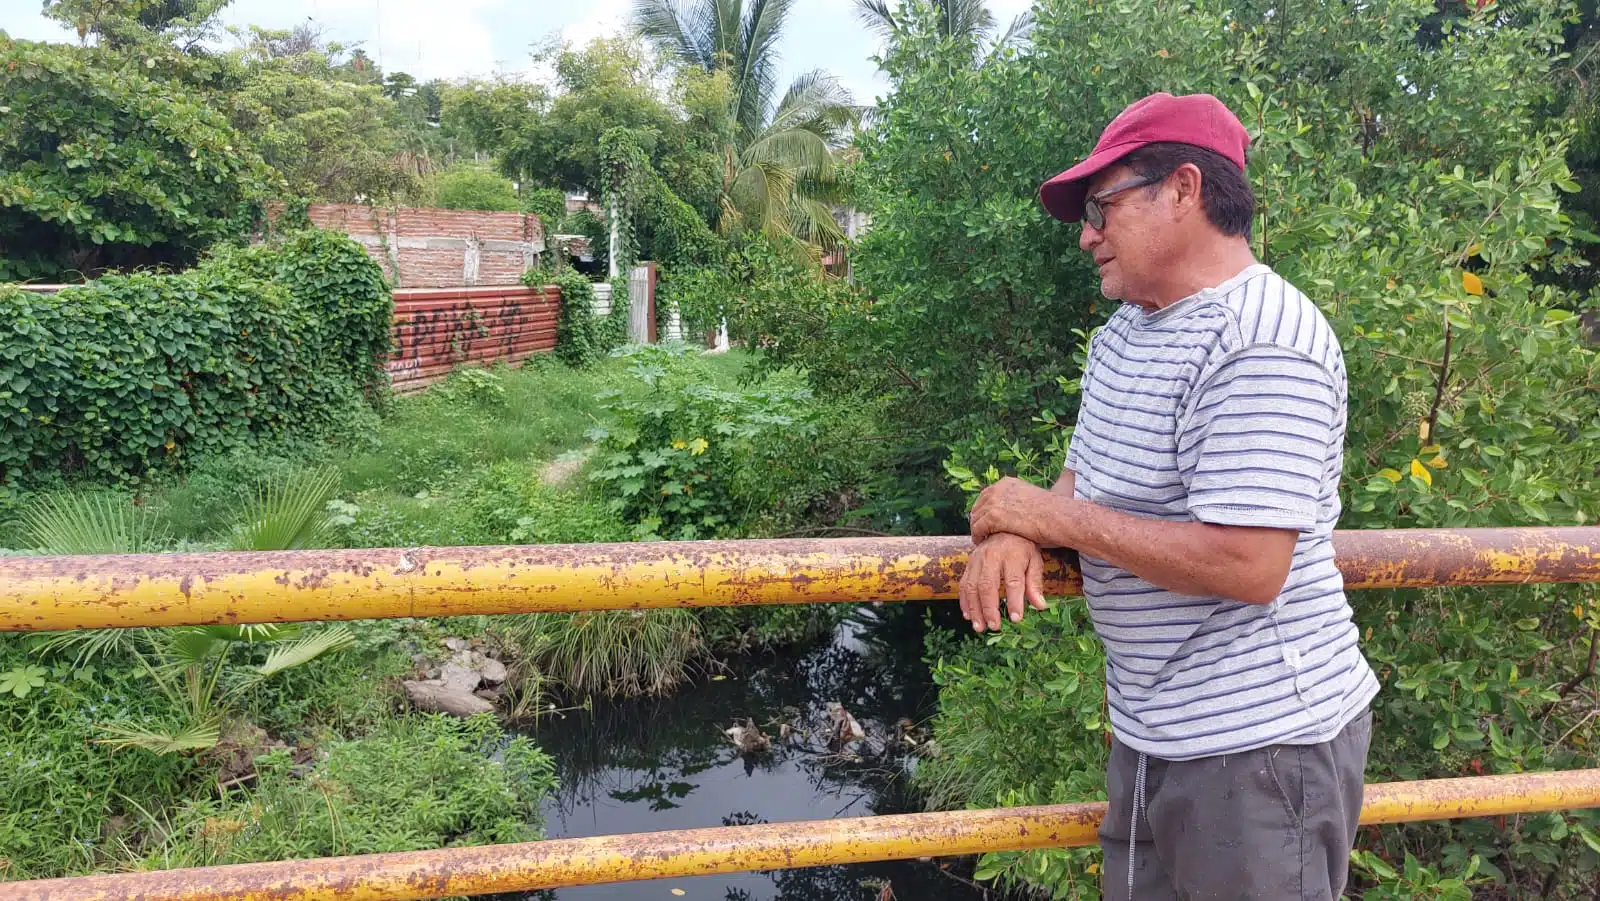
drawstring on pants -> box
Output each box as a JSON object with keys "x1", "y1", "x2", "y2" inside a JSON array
[{"x1": 1127, "y1": 751, "x2": 1148, "y2": 900}]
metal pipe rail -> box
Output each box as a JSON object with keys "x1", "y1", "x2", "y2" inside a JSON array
[
  {"x1": 3, "y1": 526, "x2": 1598, "y2": 899},
  {"x1": 2, "y1": 527, "x2": 1597, "y2": 631},
  {"x1": 4, "y1": 769, "x2": 1599, "y2": 901}
]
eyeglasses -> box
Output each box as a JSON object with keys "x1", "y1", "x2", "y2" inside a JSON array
[{"x1": 1082, "y1": 174, "x2": 1161, "y2": 229}]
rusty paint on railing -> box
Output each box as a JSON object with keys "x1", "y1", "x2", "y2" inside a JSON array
[
  {"x1": 4, "y1": 768, "x2": 1598, "y2": 901},
  {"x1": 0, "y1": 528, "x2": 1596, "y2": 632}
]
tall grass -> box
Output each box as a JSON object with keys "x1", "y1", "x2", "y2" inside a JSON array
[{"x1": 497, "y1": 610, "x2": 709, "y2": 698}]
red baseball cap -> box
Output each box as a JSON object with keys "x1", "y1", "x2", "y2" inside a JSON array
[{"x1": 1039, "y1": 92, "x2": 1251, "y2": 223}]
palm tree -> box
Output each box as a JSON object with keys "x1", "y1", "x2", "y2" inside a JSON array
[
  {"x1": 633, "y1": 0, "x2": 859, "y2": 249},
  {"x1": 852, "y1": 0, "x2": 1034, "y2": 59}
]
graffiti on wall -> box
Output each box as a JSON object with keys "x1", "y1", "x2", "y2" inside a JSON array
[{"x1": 388, "y1": 287, "x2": 560, "y2": 393}]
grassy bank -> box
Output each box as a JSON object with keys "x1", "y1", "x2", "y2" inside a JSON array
[{"x1": 0, "y1": 346, "x2": 858, "y2": 881}]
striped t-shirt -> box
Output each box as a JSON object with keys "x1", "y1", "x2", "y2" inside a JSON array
[{"x1": 1065, "y1": 263, "x2": 1379, "y2": 761}]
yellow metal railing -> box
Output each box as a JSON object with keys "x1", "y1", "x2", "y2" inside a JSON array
[
  {"x1": 2, "y1": 527, "x2": 1596, "y2": 632},
  {"x1": 1, "y1": 526, "x2": 1598, "y2": 901},
  {"x1": 5, "y1": 769, "x2": 1599, "y2": 901}
]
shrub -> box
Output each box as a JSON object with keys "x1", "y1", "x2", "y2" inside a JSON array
[
  {"x1": 912, "y1": 603, "x2": 1109, "y2": 897},
  {"x1": 158, "y1": 452, "x2": 334, "y2": 542},
  {"x1": 587, "y1": 345, "x2": 820, "y2": 540},
  {"x1": 216, "y1": 229, "x2": 394, "y2": 400},
  {"x1": 450, "y1": 461, "x2": 627, "y2": 546},
  {"x1": 0, "y1": 232, "x2": 391, "y2": 506},
  {"x1": 524, "y1": 187, "x2": 567, "y2": 230},
  {"x1": 141, "y1": 714, "x2": 556, "y2": 866},
  {"x1": 428, "y1": 163, "x2": 520, "y2": 212},
  {"x1": 526, "y1": 267, "x2": 629, "y2": 368},
  {"x1": 0, "y1": 637, "x2": 197, "y2": 879}
]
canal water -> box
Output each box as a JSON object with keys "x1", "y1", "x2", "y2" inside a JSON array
[{"x1": 521, "y1": 604, "x2": 992, "y2": 901}]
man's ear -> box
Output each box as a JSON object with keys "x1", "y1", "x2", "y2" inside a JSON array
[{"x1": 1168, "y1": 163, "x2": 1205, "y2": 218}]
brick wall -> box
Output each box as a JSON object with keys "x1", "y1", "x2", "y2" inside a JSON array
[
  {"x1": 389, "y1": 285, "x2": 560, "y2": 393},
  {"x1": 284, "y1": 204, "x2": 547, "y2": 288}
]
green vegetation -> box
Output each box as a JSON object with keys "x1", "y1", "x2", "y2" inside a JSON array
[
  {"x1": 140, "y1": 714, "x2": 557, "y2": 866},
  {"x1": 499, "y1": 610, "x2": 708, "y2": 698},
  {"x1": 831, "y1": 1, "x2": 1600, "y2": 898},
  {"x1": 534, "y1": 269, "x2": 631, "y2": 369},
  {"x1": 0, "y1": 37, "x2": 277, "y2": 281},
  {"x1": 427, "y1": 163, "x2": 521, "y2": 212},
  {"x1": 633, "y1": 0, "x2": 858, "y2": 248},
  {"x1": 0, "y1": 230, "x2": 390, "y2": 508},
  {"x1": 5, "y1": 0, "x2": 1600, "y2": 895},
  {"x1": 0, "y1": 349, "x2": 831, "y2": 879}
]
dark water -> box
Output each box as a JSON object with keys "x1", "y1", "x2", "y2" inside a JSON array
[{"x1": 521, "y1": 604, "x2": 991, "y2": 901}]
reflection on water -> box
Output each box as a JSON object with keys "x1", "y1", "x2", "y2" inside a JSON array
[{"x1": 520, "y1": 604, "x2": 991, "y2": 901}]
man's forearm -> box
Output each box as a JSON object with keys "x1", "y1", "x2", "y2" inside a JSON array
[{"x1": 1031, "y1": 491, "x2": 1292, "y2": 605}]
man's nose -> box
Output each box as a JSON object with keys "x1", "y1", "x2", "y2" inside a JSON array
[{"x1": 1080, "y1": 222, "x2": 1101, "y2": 252}]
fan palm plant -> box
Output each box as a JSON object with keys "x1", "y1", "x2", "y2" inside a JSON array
[
  {"x1": 94, "y1": 622, "x2": 356, "y2": 754},
  {"x1": 21, "y1": 466, "x2": 355, "y2": 753},
  {"x1": 228, "y1": 464, "x2": 344, "y2": 551},
  {"x1": 633, "y1": 0, "x2": 861, "y2": 249},
  {"x1": 18, "y1": 490, "x2": 171, "y2": 555}
]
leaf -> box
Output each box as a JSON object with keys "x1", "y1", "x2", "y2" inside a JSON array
[
  {"x1": 1419, "y1": 419, "x2": 1431, "y2": 442},
  {"x1": 0, "y1": 665, "x2": 48, "y2": 698},
  {"x1": 1410, "y1": 459, "x2": 1432, "y2": 486},
  {"x1": 95, "y1": 718, "x2": 221, "y2": 754},
  {"x1": 671, "y1": 890, "x2": 687, "y2": 896},
  {"x1": 252, "y1": 626, "x2": 356, "y2": 679},
  {"x1": 20, "y1": 491, "x2": 170, "y2": 555},
  {"x1": 1378, "y1": 468, "x2": 1404, "y2": 482},
  {"x1": 1462, "y1": 271, "x2": 1484, "y2": 295},
  {"x1": 1365, "y1": 853, "x2": 1399, "y2": 880},
  {"x1": 229, "y1": 466, "x2": 342, "y2": 551},
  {"x1": 688, "y1": 437, "x2": 709, "y2": 456}
]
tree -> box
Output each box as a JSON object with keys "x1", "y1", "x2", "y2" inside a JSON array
[
  {"x1": 633, "y1": 0, "x2": 859, "y2": 248},
  {"x1": 852, "y1": 0, "x2": 1033, "y2": 58},
  {"x1": 839, "y1": 0, "x2": 1600, "y2": 897},
  {"x1": 428, "y1": 163, "x2": 520, "y2": 212},
  {"x1": 226, "y1": 33, "x2": 417, "y2": 202},
  {"x1": 439, "y1": 76, "x2": 549, "y2": 162},
  {"x1": 496, "y1": 38, "x2": 686, "y2": 196},
  {"x1": 0, "y1": 37, "x2": 276, "y2": 280},
  {"x1": 42, "y1": 0, "x2": 232, "y2": 49}
]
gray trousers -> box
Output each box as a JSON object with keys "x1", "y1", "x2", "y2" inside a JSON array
[{"x1": 1098, "y1": 709, "x2": 1372, "y2": 901}]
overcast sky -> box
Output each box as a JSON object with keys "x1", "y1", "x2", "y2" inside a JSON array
[{"x1": 1, "y1": 0, "x2": 1035, "y2": 108}]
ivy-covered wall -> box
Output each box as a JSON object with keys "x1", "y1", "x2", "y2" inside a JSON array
[{"x1": 0, "y1": 231, "x2": 393, "y2": 503}]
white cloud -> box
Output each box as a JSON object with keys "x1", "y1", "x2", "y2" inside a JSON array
[
  {"x1": 560, "y1": 0, "x2": 630, "y2": 47},
  {"x1": 0, "y1": 0, "x2": 1045, "y2": 105},
  {"x1": 214, "y1": 0, "x2": 507, "y2": 80}
]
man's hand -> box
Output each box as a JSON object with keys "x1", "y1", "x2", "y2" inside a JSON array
[
  {"x1": 958, "y1": 532, "x2": 1048, "y2": 632},
  {"x1": 970, "y1": 477, "x2": 1059, "y2": 546}
]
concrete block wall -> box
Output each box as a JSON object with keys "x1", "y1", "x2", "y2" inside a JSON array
[{"x1": 282, "y1": 204, "x2": 547, "y2": 288}]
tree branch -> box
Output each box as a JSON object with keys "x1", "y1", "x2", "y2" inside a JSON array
[{"x1": 1425, "y1": 319, "x2": 1453, "y2": 443}]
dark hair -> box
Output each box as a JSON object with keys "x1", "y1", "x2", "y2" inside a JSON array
[{"x1": 1121, "y1": 142, "x2": 1255, "y2": 237}]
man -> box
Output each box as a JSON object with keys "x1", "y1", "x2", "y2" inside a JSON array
[{"x1": 957, "y1": 92, "x2": 1379, "y2": 900}]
